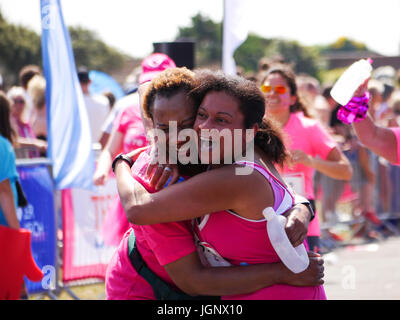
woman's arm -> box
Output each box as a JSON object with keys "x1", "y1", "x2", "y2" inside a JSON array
[
  {"x1": 353, "y1": 114, "x2": 398, "y2": 164},
  {"x1": 164, "y1": 251, "x2": 324, "y2": 296},
  {"x1": 358, "y1": 145, "x2": 375, "y2": 184},
  {"x1": 284, "y1": 203, "x2": 311, "y2": 247},
  {"x1": 115, "y1": 160, "x2": 275, "y2": 225},
  {"x1": 0, "y1": 179, "x2": 20, "y2": 229},
  {"x1": 16, "y1": 137, "x2": 47, "y2": 154},
  {"x1": 116, "y1": 159, "x2": 312, "y2": 247},
  {"x1": 93, "y1": 126, "x2": 124, "y2": 186},
  {"x1": 291, "y1": 146, "x2": 353, "y2": 181}
]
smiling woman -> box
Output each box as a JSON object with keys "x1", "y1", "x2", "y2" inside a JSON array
[
  {"x1": 262, "y1": 64, "x2": 353, "y2": 253},
  {"x1": 112, "y1": 68, "x2": 325, "y2": 300}
]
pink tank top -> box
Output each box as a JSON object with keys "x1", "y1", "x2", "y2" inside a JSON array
[{"x1": 195, "y1": 161, "x2": 326, "y2": 300}]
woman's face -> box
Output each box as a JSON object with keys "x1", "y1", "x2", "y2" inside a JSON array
[
  {"x1": 10, "y1": 95, "x2": 26, "y2": 119},
  {"x1": 193, "y1": 91, "x2": 249, "y2": 165},
  {"x1": 152, "y1": 91, "x2": 196, "y2": 157},
  {"x1": 263, "y1": 73, "x2": 296, "y2": 116}
]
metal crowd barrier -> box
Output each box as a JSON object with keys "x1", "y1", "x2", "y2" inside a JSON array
[
  {"x1": 319, "y1": 158, "x2": 400, "y2": 253},
  {"x1": 15, "y1": 145, "x2": 108, "y2": 300}
]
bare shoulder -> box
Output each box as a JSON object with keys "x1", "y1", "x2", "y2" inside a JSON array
[{"x1": 206, "y1": 163, "x2": 275, "y2": 220}]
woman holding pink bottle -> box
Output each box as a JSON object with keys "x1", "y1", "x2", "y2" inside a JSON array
[{"x1": 351, "y1": 79, "x2": 400, "y2": 166}]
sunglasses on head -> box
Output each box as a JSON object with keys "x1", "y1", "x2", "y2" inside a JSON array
[{"x1": 260, "y1": 84, "x2": 287, "y2": 95}]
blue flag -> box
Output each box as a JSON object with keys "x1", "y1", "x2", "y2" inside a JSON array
[{"x1": 40, "y1": 0, "x2": 95, "y2": 191}]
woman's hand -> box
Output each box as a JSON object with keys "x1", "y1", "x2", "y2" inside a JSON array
[
  {"x1": 147, "y1": 162, "x2": 180, "y2": 191},
  {"x1": 284, "y1": 203, "x2": 311, "y2": 247},
  {"x1": 93, "y1": 168, "x2": 108, "y2": 186},
  {"x1": 282, "y1": 252, "x2": 324, "y2": 286},
  {"x1": 142, "y1": 146, "x2": 179, "y2": 190},
  {"x1": 354, "y1": 78, "x2": 370, "y2": 97},
  {"x1": 33, "y1": 139, "x2": 47, "y2": 153},
  {"x1": 291, "y1": 149, "x2": 315, "y2": 168}
]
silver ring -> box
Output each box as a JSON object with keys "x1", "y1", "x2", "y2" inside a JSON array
[{"x1": 164, "y1": 166, "x2": 172, "y2": 173}]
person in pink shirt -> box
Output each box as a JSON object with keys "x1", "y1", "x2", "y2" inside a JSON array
[
  {"x1": 94, "y1": 53, "x2": 174, "y2": 246},
  {"x1": 114, "y1": 69, "x2": 325, "y2": 300},
  {"x1": 351, "y1": 80, "x2": 400, "y2": 166},
  {"x1": 96, "y1": 102, "x2": 149, "y2": 246},
  {"x1": 261, "y1": 64, "x2": 353, "y2": 253}
]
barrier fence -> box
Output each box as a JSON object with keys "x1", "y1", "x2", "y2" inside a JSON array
[
  {"x1": 16, "y1": 156, "x2": 118, "y2": 299},
  {"x1": 16, "y1": 158, "x2": 57, "y2": 296},
  {"x1": 317, "y1": 155, "x2": 400, "y2": 252}
]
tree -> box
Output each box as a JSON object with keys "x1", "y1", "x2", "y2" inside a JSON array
[
  {"x1": 176, "y1": 13, "x2": 222, "y2": 67},
  {"x1": 0, "y1": 11, "x2": 42, "y2": 84},
  {"x1": 319, "y1": 37, "x2": 368, "y2": 53},
  {"x1": 69, "y1": 26, "x2": 127, "y2": 73},
  {"x1": 176, "y1": 13, "x2": 322, "y2": 78},
  {"x1": 234, "y1": 33, "x2": 272, "y2": 73},
  {"x1": 0, "y1": 9, "x2": 128, "y2": 86},
  {"x1": 263, "y1": 39, "x2": 322, "y2": 78}
]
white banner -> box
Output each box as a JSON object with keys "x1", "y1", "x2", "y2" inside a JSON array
[
  {"x1": 223, "y1": 0, "x2": 250, "y2": 75},
  {"x1": 62, "y1": 177, "x2": 118, "y2": 281}
]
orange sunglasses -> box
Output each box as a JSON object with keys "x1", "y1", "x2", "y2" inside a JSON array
[{"x1": 260, "y1": 84, "x2": 287, "y2": 95}]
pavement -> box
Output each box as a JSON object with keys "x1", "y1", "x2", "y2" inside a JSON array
[{"x1": 323, "y1": 236, "x2": 400, "y2": 300}]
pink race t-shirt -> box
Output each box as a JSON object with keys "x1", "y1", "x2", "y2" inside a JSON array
[
  {"x1": 115, "y1": 103, "x2": 148, "y2": 153},
  {"x1": 281, "y1": 112, "x2": 337, "y2": 199},
  {"x1": 392, "y1": 127, "x2": 400, "y2": 165},
  {"x1": 105, "y1": 152, "x2": 197, "y2": 300},
  {"x1": 281, "y1": 112, "x2": 337, "y2": 236},
  {"x1": 101, "y1": 104, "x2": 150, "y2": 247}
]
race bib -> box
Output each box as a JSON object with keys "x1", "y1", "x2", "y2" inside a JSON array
[
  {"x1": 194, "y1": 233, "x2": 231, "y2": 267},
  {"x1": 283, "y1": 172, "x2": 306, "y2": 197}
]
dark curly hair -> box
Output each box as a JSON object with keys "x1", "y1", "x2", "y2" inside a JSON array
[
  {"x1": 0, "y1": 91, "x2": 15, "y2": 144},
  {"x1": 142, "y1": 67, "x2": 197, "y2": 119},
  {"x1": 190, "y1": 69, "x2": 288, "y2": 166}
]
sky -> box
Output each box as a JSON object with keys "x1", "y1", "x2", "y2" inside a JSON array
[{"x1": 0, "y1": 0, "x2": 399, "y2": 59}]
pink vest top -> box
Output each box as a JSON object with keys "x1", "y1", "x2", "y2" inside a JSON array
[{"x1": 195, "y1": 161, "x2": 326, "y2": 300}]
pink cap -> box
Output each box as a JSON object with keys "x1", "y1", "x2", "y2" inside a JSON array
[{"x1": 139, "y1": 53, "x2": 176, "y2": 84}]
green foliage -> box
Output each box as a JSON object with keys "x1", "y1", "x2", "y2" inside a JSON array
[
  {"x1": 318, "y1": 67, "x2": 348, "y2": 86},
  {"x1": 0, "y1": 11, "x2": 41, "y2": 84},
  {"x1": 176, "y1": 13, "x2": 222, "y2": 66},
  {"x1": 69, "y1": 26, "x2": 127, "y2": 73},
  {"x1": 234, "y1": 33, "x2": 271, "y2": 72},
  {"x1": 319, "y1": 36, "x2": 368, "y2": 53},
  {"x1": 262, "y1": 39, "x2": 323, "y2": 78},
  {"x1": 176, "y1": 13, "x2": 323, "y2": 78},
  {"x1": 0, "y1": 9, "x2": 127, "y2": 86}
]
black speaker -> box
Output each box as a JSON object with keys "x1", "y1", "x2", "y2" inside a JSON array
[{"x1": 153, "y1": 41, "x2": 195, "y2": 70}]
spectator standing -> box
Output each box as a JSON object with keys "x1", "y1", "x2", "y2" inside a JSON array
[
  {"x1": 78, "y1": 67, "x2": 110, "y2": 144},
  {"x1": 7, "y1": 86, "x2": 47, "y2": 158},
  {"x1": 18, "y1": 65, "x2": 41, "y2": 124},
  {"x1": 93, "y1": 53, "x2": 175, "y2": 246},
  {"x1": 27, "y1": 75, "x2": 47, "y2": 142},
  {"x1": 0, "y1": 91, "x2": 20, "y2": 229},
  {"x1": 262, "y1": 64, "x2": 353, "y2": 252}
]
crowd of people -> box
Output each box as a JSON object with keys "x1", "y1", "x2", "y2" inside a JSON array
[
  {"x1": 1, "y1": 51, "x2": 400, "y2": 300},
  {"x1": 249, "y1": 59, "x2": 400, "y2": 247}
]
